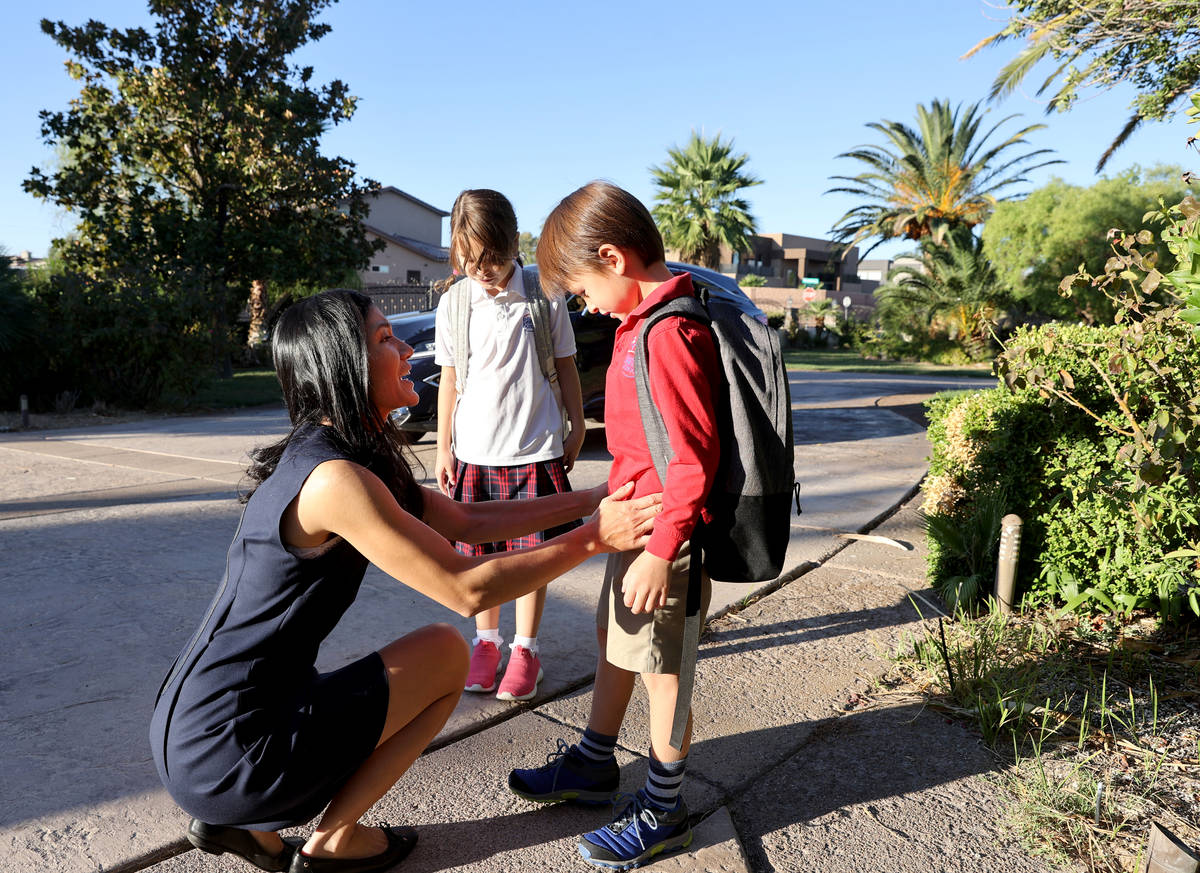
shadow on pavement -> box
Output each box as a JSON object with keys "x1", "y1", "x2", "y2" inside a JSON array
[
  {"x1": 698, "y1": 601, "x2": 916, "y2": 661},
  {"x1": 387, "y1": 802, "x2": 616, "y2": 873},
  {"x1": 388, "y1": 703, "x2": 1001, "y2": 873},
  {"x1": 0, "y1": 485, "x2": 242, "y2": 518},
  {"x1": 792, "y1": 406, "x2": 925, "y2": 445},
  {"x1": 722, "y1": 702, "x2": 1006, "y2": 872}
]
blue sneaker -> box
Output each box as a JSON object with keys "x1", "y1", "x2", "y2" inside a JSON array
[
  {"x1": 577, "y1": 790, "x2": 692, "y2": 869},
  {"x1": 508, "y1": 739, "x2": 619, "y2": 804}
]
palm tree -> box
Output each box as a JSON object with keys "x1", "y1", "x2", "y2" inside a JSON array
[
  {"x1": 874, "y1": 229, "x2": 1007, "y2": 358},
  {"x1": 828, "y1": 100, "x2": 1060, "y2": 256},
  {"x1": 650, "y1": 132, "x2": 762, "y2": 269},
  {"x1": 802, "y1": 298, "x2": 837, "y2": 344}
]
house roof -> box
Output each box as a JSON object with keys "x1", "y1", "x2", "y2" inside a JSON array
[
  {"x1": 365, "y1": 224, "x2": 450, "y2": 262},
  {"x1": 373, "y1": 186, "x2": 450, "y2": 217}
]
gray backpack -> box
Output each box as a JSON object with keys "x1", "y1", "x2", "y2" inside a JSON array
[
  {"x1": 635, "y1": 288, "x2": 799, "y2": 747},
  {"x1": 446, "y1": 266, "x2": 568, "y2": 436}
]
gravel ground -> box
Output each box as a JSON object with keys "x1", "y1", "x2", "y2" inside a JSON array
[{"x1": 883, "y1": 611, "x2": 1200, "y2": 872}]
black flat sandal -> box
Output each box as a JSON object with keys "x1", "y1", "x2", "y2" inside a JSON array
[
  {"x1": 187, "y1": 819, "x2": 303, "y2": 872},
  {"x1": 289, "y1": 825, "x2": 417, "y2": 873}
]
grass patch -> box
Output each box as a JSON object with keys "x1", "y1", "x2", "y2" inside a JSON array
[
  {"x1": 784, "y1": 348, "x2": 994, "y2": 379},
  {"x1": 884, "y1": 603, "x2": 1200, "y2": 872},
  {"x1": 174, "y1": 368, "x2": 283, "y2": 410}
]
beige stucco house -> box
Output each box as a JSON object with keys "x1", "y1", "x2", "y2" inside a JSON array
[{"x1": 357, "y1": 187, "x2": 451, "y2": 287}]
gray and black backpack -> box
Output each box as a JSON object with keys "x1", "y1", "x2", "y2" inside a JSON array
[{"x1": 634, "y1": 286, "x2": 799, "y2": 747}]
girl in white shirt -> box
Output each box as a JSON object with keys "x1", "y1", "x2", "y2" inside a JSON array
[{"x1": 434, "y1": 189, "x2": 585, "y2": 701}]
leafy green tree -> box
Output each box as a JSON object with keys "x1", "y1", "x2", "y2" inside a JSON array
[
  {"x1": 875, "y1": 229, "x2": 1007, "y2": 359},
  {"x1": 966, "y1": 0, "x2": 1200, "y2": 170},
  {"x1": 0, "y1": 253, "x2": 34, "y2": 356},
  {"x1": 23, "y1": 0, "x2": 382, "y2": 381},
  {"x1": 518, "y1": 231, "x2": 538, "y2": 265},
  {"x1": 982, "y1": 166, "x2": 1189, "y2": 323},
  {"x1": 828, "y1": 99, "x2": 1060, "y2": 255},
  {"x1": 650, "y1": 132, "x2": 761, "y2": 269}
]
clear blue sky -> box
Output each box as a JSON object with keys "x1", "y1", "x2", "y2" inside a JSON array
[{"x1": 1, "y1": 0, "x2": 1193, "y2": 262}]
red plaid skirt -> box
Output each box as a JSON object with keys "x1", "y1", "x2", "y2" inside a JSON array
[{"x1": 452, "y1": 458, "x2": 581, "y2": 556}]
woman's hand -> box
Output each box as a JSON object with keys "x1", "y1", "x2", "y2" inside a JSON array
[
  {"x1": 621, "y1": 550, "x2": 672, "y2": 614},
  {"x1": 435, "y1": 446, "x2": 457, "y2": 496},
  {"x1": 592, "y1": 481, "x2": 661, "y2": 553}
]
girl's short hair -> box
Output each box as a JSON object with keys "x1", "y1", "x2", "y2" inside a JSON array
[
  {"x1": 244, "y1": 289, "x2": 421, "y2": 514},
  {"x1": 536, "y1": 181, "x2": 665, "y2": 294},
  {"x1": 449, "y1": 189, "x2": 518, "y2": 272}
]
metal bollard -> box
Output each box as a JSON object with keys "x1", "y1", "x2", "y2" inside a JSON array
[
  {"x1": 20, "y1": 394, "x2": 29, "y2": 429},
  {"x1": 995, "y1": 514, "x2": 1023, "y2": 615}
]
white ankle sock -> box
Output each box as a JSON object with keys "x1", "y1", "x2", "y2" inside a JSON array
[
  {"x1": 473, "y1": 628, "x2": 503, "y2": 647},
  {"x1": 511, "y1": 635, "x2": 538, "y2": 654}
]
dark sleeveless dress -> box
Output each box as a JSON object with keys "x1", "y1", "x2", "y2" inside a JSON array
[{"x1": 149, "y1": 426, "x2": 393, "y2": 829}]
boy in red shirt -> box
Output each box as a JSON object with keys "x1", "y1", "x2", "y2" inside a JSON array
[{"x1": 508, "y1": 182, "x2": 720, "y2": 869}]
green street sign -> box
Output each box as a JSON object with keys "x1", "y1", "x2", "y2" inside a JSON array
[{"x1": 800, "y1": 277, "x2": 821, "y2": 287}]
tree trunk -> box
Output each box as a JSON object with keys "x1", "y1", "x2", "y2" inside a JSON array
[{"x1": 247, "y1": 279, "x2": 268, "y2": 349}]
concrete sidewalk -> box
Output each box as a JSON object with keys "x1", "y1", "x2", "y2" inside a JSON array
[{"x1": 1, "y1": 371, "x2": 1042, "y2": 873}]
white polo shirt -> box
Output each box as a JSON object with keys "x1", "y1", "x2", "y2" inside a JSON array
[{"x1": 434, "y1": 266, "x2": 577, "y2": 465}]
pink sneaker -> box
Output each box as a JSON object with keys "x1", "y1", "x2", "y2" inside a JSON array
[
  {"x1": 496, "y1": 645, "x2": 544, "y2": 701},
  {"x1": 464, "y1": 640, "x2": 502, "y2": 693}
]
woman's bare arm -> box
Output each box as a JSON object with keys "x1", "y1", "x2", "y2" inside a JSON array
[
  {"x1": 291, "y1": 461, "x2": 657, "y2": 617},
  {"x1": 420, "y1": 480, "x2": 610, "y2": 545}
]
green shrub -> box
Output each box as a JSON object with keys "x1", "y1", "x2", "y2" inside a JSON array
[
  {"x1": 20, "y1": 266, "x2": 215, "y2": 410},
  {"x1": 926, "y1": 315, "x2": 1200, "y2": 619},
  {"x1": 860, "y1": 328, "x2": 970, "y2": 363},
  {"x1": 1035, "y1": 431, "x2": 1199, "y2": 616},
  {"x1": 922, "y1": 490, "x2": 1008, "y2": 611},
  {"x1": 923, "y1": 387, "x2": 1055, "y2": 606}
]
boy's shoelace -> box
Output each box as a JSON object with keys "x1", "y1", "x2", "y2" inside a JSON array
[{"x1": 603, "y1": 792, "x2": 661, "y2": 851}]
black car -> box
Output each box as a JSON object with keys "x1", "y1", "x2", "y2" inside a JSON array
[{"x1": 386, "y1": 262, "x2": 761, "y2": 439}]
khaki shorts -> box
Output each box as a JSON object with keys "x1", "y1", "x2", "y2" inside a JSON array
[{"x1": 596, "y1": 543, "x2": 711, "y2": 675}]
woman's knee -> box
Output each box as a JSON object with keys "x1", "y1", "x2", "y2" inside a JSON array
[
  {"x1": 381, "y1": 623, "x2": 468, "y2": 682},
  {"x1": 427, "y1": 622, "x2": 470, "y2": 677}
]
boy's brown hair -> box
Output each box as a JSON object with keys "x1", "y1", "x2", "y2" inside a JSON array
[
  {"x1": 449, "y1": 189, "x2": 519, "y2": 273},
  {"x1": 536, "y1": 181, "x2": 665, "y2": 294}
]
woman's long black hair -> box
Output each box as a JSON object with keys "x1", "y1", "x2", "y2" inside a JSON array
[{"x1": 243, "y1": 289, "x2": 423, "y2": 516}]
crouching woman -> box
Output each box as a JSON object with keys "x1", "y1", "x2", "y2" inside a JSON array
[{"x1": 149, "y1": 289, "x2": 658, "y2": 873}]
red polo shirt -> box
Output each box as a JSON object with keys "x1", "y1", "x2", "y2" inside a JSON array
[{"x1": 605, "y1": 272, "x2": 721, "y2": 561}]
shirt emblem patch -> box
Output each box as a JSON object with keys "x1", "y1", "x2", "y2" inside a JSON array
[
  {"x1": 522, "y1": 312, "x2": 535, "y2": 332},
  {"x1": 621, "y1": 347, "x2": 636, "y2": 378}
]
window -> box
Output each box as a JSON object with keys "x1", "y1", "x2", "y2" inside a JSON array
[
  {"x1": 370, "y1": 264, "x2": 390, "y2": 273},
  {"x1": 406, "y1": 270, "x2": 421, "y2": 284}
]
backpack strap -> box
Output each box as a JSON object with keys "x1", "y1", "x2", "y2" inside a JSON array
[
  {"x1": 523, "y1": 267, "x2": 557, "y2": 386},
  {"x1": 632, "y1": 293, "x2": 712, "y2": 751},
  {"x1": 524, "y1": 267, "x2": 569, "y2": 439},
  {"x1": 446, "y1": 277, "x2": 473, "y2": 395},
  {"x1": 633, "y1": 295, "x2": 711, "y2": 484}
]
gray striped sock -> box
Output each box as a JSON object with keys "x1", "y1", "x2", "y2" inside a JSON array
[
  {"x1": 576, "y1": 727, "x2": 618, "y2": 763},
  {"x1": 644, "y1": 754, "x2": 687, "y2": 809}
]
